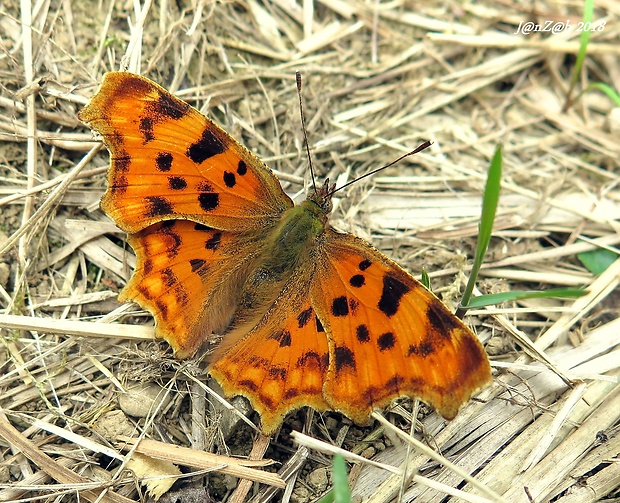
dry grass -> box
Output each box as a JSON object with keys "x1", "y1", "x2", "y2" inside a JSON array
[{"x1": 1, "y1": 0, "x2": 619, "y2": 502}]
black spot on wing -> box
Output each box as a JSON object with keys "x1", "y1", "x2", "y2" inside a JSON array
[
  {"x1": 426, "y1": 298, "x2": 462, "y2": 338},
  {"x1": 377, "y1": 332, "x2": 396, "y2": 351},
  {"x1": 316, "y1": 316, "x2": 325, "y2": 333},
  {"x1": 269, "y1": 329, "x2": 292, "y2": 347},
  {"x1": 156, "y1": 152, "x2": 173, "y2": 172},
  {"x1": 136, "y1": 285, "x2": 151, "y2": 300},
  {"x1": 205, "y1": 232, "x2": 222, "y2": 250},
  {"x1": 386, "y1": 375, "x2": 404, "y2": 390},
  {"x1": 138, "y1": 91, "x2": 190, "y2": 143},
  {"x1": 197, "y1": 181, "x2": 214, "y2": 192},
  {"x1": 359, "y1": 259, "x2": 372, "y2": 270},
  {"x1": 194, "y1": 223, "x2": 213, "y2": 231},
  {"x1": 349, "y1": 298, "x2": 359, "y2": 313},
  {"x1": 407, "y1": 342, "x2": 434, "y2": 357},
  {"x1": 248, "y1": 356, "x2": 269, "y2": 368},
  {"x1": 168, "y1": 176, "x2": 187, "y2": 190},
  {"x1": 258, "y1": 393, "x2": 275, "y2": 409},
  {"x1": 331, "y1": 296, "x2": 349, "y2": 317},
  {"x1": 349, "y1": 274, "x2": 365, "y2": 287},
  {"x1": 151, "y1": 92, "x2": 189, "y2": 120},
  {"x1": 196, "y1": 182, "x2": 219, "y2": 212},
  {"x1": 334, "y1": 346, "x2": 356, "y2": 372},
  {"x1": 158, "y1": 226, "x2": 182, "y2": 258},
  {"x1": 190, "y1": 258, "x2": 206, "y2": 272},
  {"x1": 268, "y1": 366, "x2": 287, "y2": 380},
  {"x1": 143, "y1": 259, "x2": 153, "y2": 275},
  {"x1": 223, "y1": 171, "x2": 236, "y2": 188},
  {"x1": 239, "y1": 380, "x2": 258, "y2": 392},
  {"x1": 109, "y1": 131, "x2": 126, "y2": 150},
  {"x1": 114, "y1": 147, "x2": 131, "y2": 171},
  {"x1": 321, "y1": 353, "x2": 329, "y2": 369},
  {"x1": 378, "y1": 274, "x2": 411, "y2": 317},
  {"x1": 297, "y1": 351, "x2": 321, "y2": 368},
  {"x1": 237, "y1": 160, "x2": 247, "y2": 175},
  {"x1": 187, "y1": 128, "x2": 226, "y2": 164},
  {"x1": 284, "y1": 388, "x2": 300, "y2": 399},
  {"x1": 174, "y1": 285, "x2": 189, "y2": 307},
  {"x1": 356, "y1": 324, "x2": 370, "y2": 343},
  {"x1": 110, "y1": 173, "x2": 128, "y2": 195},
  {"x1": 170, "y1": 234, "x2": 182, "y2": 258},
  {"x1": 161, "y1": 268, "x2": 177, "y2": 287},
  {"x1": 145, "y1": 196, "x2": 173, "y2": 217},
  {"x1": 155, "y1": 300, "x2": 168, "y2": 321},
  {"x1": 297, "y1": 307, "x2": 313, "y2": 328},
  {"x1": 198, "y1": 193, "x2": 219, "y2": 212},
  {"x1": 139, "y1": 117, "x2": 154, "y2": 143}
]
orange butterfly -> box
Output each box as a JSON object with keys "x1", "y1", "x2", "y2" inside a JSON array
[{"x1": 79, "y1": 72, "x2": 491, "y2": 434}]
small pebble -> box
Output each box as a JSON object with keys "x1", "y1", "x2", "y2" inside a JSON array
[
  {"x1": 361, "y1": 446, "x2": 376, "y2": 458},
  {"x1": 307, "y1": 466, "x2": 329, "y2": 492},
  {"x1": 486, "y1": 336, "x2": 509, "y2": 356},
  {"x1": 93, "y1": 410, "x2": 134, "y2": 439},
  {"x1": 118, "y1": 381, "x2": 170, "y2": 418},
  {"x1": 608, "y1": 108, "x2": 620, "y2": 134},
  {"x1": 291, "y1": 485, "x2": 311, "y2": 503},
  {"x1": 324, "y1": 417, "x2": 339, "y2": 431}
]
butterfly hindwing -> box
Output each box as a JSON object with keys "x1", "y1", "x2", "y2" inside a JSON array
[
  {"x1": 311, "y1": 230, "x2": 491, "y2": 424},
  {"x1": 210, "y1": 267, "x2": 330, "y2": 434},
  {"x1": 121, "y1": 220, "x2": 268, "y2": 357},
  {"x1": 78, "y1": 72, "x2": 293, "y2": 234}
]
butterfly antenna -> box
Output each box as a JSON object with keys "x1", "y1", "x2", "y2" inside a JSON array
[
  {"x1": 296, "y1": 71, "x2": 318, "y2": 192},
  {"x1": 329, "y1": 140, "x2": 433, "y2": 196}
]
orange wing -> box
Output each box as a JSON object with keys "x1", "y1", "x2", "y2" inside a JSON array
[
  {"x1": 209, "y1": 266, "x2": 330, "y2": 434},
  {"x1": 311, "y1": 230, "x2": 491, "y2": 425},
  {"x1": 78, "y1": 72, "x2": 293, "y2": 234},
  {"x1": 122, "y1": 220, "x2": 268, "y2": 357}
]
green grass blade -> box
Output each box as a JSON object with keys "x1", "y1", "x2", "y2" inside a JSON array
[
  {"x1": 456, "y1": 144, "x2": 502, "y2": 317},
  {"x1": 332, "y1": 455, "x2": 351, "y2": 503},
  {"x1": 463, "y1": 288, "x2": 587, "y2": 309},
  {"x1": 316, "y1": 491, "x2": 334, "y2": 503},
  {"x1": 585, "y1": 82, "x2": 620, "y2": 106},
  {"x1": 421, "y1": 269, "x2": 431, "y2": 290},
  {"x1": 317, "y1": 455, "x2": 352, "y2": 503},
  {"x1": 563, "y1": 0, "x2": 594, "y2": 110}
]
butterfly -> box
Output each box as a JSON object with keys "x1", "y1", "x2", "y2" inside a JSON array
[{"x1": 79, "y1": 72, "x2": 491, "y2": 434}]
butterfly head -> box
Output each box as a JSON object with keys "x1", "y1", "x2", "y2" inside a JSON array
[{"x1": 308, "y1": 178, "x2": 336, "y2": 217}]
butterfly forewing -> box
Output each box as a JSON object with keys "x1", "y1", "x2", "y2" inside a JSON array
[
  {"x1": 312, "y1": 230, "x2": 491, "y2": 424},
  {"x1": 78, "y1": 72, "x2": 293, "y2": 234}
]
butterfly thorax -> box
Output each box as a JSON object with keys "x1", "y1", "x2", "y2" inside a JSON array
[{"x1": 224, "y1": 193, "x2": 329, "y2": 338}]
